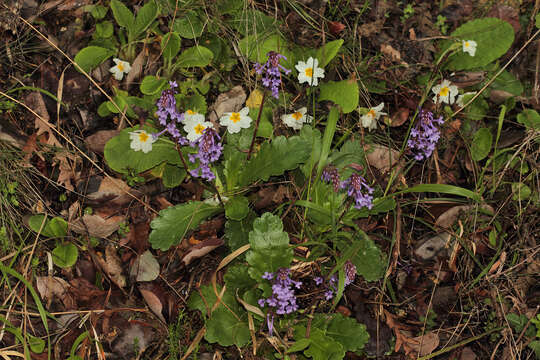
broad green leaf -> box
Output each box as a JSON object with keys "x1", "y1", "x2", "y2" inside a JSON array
[
  {"x1": 180, "y1": 93, "x2": 207, "y2": 114},
  {"x1": 507, "y1": 313, "x2": 528, "y2": 333},
  {"x1": 133, "y1": 1, "x2": 158, "y2": 38},
  {"x1": 176, "y1": 46, "x2": 213, "y2": 68},
  {"x1": 225, "y1": 212, "x2": 256, "y2": 252},
  {"x1": 517, "y1": 109, "x2": 540, "y2": 130},
  {"x1": 301, "y1": 328, "x2": 345, "y2": 360},
  {"x1": 443, "y1": 18, "x2": 514, "y2": 70},
  {"x1": 337, "y1": 231, "x2": 385, "y2": 282},
  {"x1": 28, "y1": 215, "x2": 67, "y2": 238},
  {"x1": 110, "y1": 0, "x2": 134, "y2": 30},
  {"x1": 223, "y1": 145, "x2": 247, "y2": 190},
  {"x1": 161, "y1": 32, "x2": 181, "y2": 62},
  {"x1": 173, "y1": 10, "x2": 204, "y2": 39},
  {"x1": 490, "y1": 69, "x2": 523, "y2": 96},
  {"x1": 287, "y1": 338, "x2": 311, "y2": 353},
  {"x1": 52, "y1": 243, "x2": 78, "y2": 268},
  {"x1": 217, "y1": 0, "x2": 243, "y2": 14},
  {"x1": 326, "y1": 313, "x2": 369, "y2": 352},
  {"x1": 299, "y1": 125, "x2": 322, "y2": 177},
  {"x1": 238, "y1": 34, "x2": 292, "y2": 65},
  {"x1": 187, "y1": 284, "x2": 238, "y2": 316},
  {"x1": 316, "y1": 106, "x2": 339, "y2": 178},
  {"x1": 140, "y1": 75, "x2": 168, "y2": 95},
  {"x1": 27, "y1": 334, "x2": 46, "y2": 353},
  {"x1": 229, "y1": 9, "x2": 276, "y2": 36},
  {"x1": 224, "y1": 263, "x2": 257, "y2": 295},
  {"x1": 316, "y1": 39, "x2": 343, "y2": 67},
  {"x1": 528, "y1": 340, "x2": 540, "y2": 358},
  {"x1": 95, "y1": 21, "x2": 114, "y2": 38},
  {"x1": 89, "y1": 4, "x2": 108, "y2": 19},
  {"x1": 204, "y1": 307, "x2": 250, "y2": 347},
  {"x1": 74, "y1": 46, "x2": 115, "y2": 73},
  {"x1": 471, "y1": 127, "x2": 492, "y2": 161},
  {"x1": 463, "y1": 95, "x2": 489, "y2": 121},
  {"x1": 397, "y1": 184, "x2": 481, "y2": 202},
  {"x1": 239, "y1": 136, "x2": 311, "y2": 186},
  {"x1": 225, "y1": 196, "x2": 250, "y2": 221},
  {"x1": 511, "y1": 182, "x2": 531, "y2": 201},
  {"x1": 149, "y1": 201, "x2": 222, "y2": 251},
  {"x1": 246, "y1": 213, "x2": 293, "y2": 281},
  {"x1": 97, "y1": 102, "x2": 112, "y2": 117},
  {"x1": 161, "y1": 164, "x2": 186, "y2": 188},
  {"x1": 104, "y1": 125, "x2": 183, "y2": 174},
  {"x1": 319, "y1": 79, "x2": 359, "y2": 113}
]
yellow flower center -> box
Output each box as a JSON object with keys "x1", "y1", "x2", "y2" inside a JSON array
[
  {"x1": 117, "y1": 63, "x2": 124, "y2": 72},
  {"x1": 292, "y1": 112, "x2": 303, "y2": 121},
  {"x1": 194, "y1": 123, "x2": 206, "y2": 135},
  {"x1": 305, "y1": 68, "x2": 313, "y2": 77},
  {"x1": 465, "y1": 41, "x2": 470, "y2": 48},
  {"x1": 138, "y1": 132, "x2": 149, "y2": 143},
  {"x1": 367, "y1": 109, "x2": 376, "y2": 118},
  {"x1": 439, "y1": 86, "x2": 449, "y2": 97},
  {"x1": 186, "y1": 110, "x2": 195, "y2": 115},
  {"x1": 230, "y1": 112, "x2": 241, "y2": 123}
]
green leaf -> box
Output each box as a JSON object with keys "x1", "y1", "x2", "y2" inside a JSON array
[
  {"x1": 187, "y1": 284, "x2": 238, "y2": 316},
  {"x1": 511, "y1": 182, "x2": 531, "y2": 201},
  {"x1": 104, "y1": 125, "x2": 182, "y2": 174},
  {"x1": 346, "y1": 231, "x2": 386, "y2": 282},
  {"x1": 238, "y1": 34, "x2": 292, "y2": 65},
  {"x1": 302, "y1": 328, "x2": 345, "y2": 360},
  {"x1": 27, "y1": 334, "x2": 46, "y2": 353},
  {"x1": 28, "y1": 215, "x2": 68, "y2": 238},
  {"x1": 471, "y1": 127, "x2": 493, "y2": 161},
  {"x1": 397, "y1": 184, "x2": 481, "y2": 202},
  {"x1": 161, "y1": 32, "x2": 181, "y2": 62},
  {"x1": 246, "y1": 213, "x2": 293, "y2": 281},
  {"x1": 316, "y1": 39, "x2": 343, "y2": 67},
  {"x1": 176, "y1": 46, "x2": 213, "y2": 68},
  {"x1": 319, "y1": 79, "x2": 359, "y2": 113},
  {"x1": 140, "y1": 75, "x2": 168, "y2": 95},
  {"x1": 443, "y1": 18, "x2": 514, "y2": 70},
  {"x1": 507, "y1": 313, "x2": 528, "y2": 333},
  {"x1": 490, "y1": 69, "x2": 523, "y2": 96},
  {"x1": 517, "y1": 109, "x2": 540, "y2": 131},
  {"x1": 225, "y1": 196, "x2": 250, "y2": 221},
  {"x1": 225, "y1": 212, "x2": 256, "y2": 252},
  {"x1": 536, "y1": 13, "x2": 540, "y2": 28},
  {"x1": 52, "y1": 243, "x2": 78, "y2": 268},
  {"x1": 74, "y1": 46, "x2": 115, "y2": 73},
  {"x1": 110, "y1": 0, "x2": 134, "y2": 30},
  {"x1": 180, "y1": 92, "x2": 207, "y2": 114},
  {"x1": 205, "y1": 307, "x2": 250, "y2": 347},
  {"x1": 95, "y1": 21, "x2": 114, "y2": 39},
  {"x1": 287, "y1": 338, "x2": 311, "y2": 353},
  {"x1": 223, "y1": 145, "x2": 247, "y2": 190},
  {"x1": 229, "y1": 9, "x2": 276, "y2": 36},
  {"x1": 326, "y1": 313, "x2": 369, "y2": 352},
  {"x1": 224, "y1": 263, "x2": 257, "y2": 295},
  {"x1": 161, "y1": 164, "x2": 186, "y2": 188},
  {"x1": 133, "y1": 1, "x2": 158, "y2": 38},
  {"x1": 239, "y1": 136, "x2": 311, "y2": 186},
  {"x1": 89, "y1": 4, "x2": 108, "y2": 20},
  {"x1": 173, "y1": 10, "x2": 204, "y2": 39},
  {"x1": 528, "y1": 340, "x2": 540, "y2": 358},
  {"x1": 149, "y1": 201, "x2": 222, "y2": 251}
]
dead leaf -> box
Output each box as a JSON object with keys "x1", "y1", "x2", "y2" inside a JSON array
[
  {"x1": 364, "y1": 143, "x2": 401, "y2": 173},
  {"x1": 435, "y1": 205, "x2": 494, "y2": 229},
  {"x1": 405, "y1": 331, "x2": 439, "y2": 357},
  {"x1": 389, "y1": 107, "x2": 409, "y2": 127},
  {"x1": 83, "y1": 176, "x2": 135, "y2": 207},
  {"x1": 53, "y1": 150, "x2": 80, "y2": 191},
  {"x1": 36, "y1": 276, "x2": 75, "y2": 309},
  {"x1": 458, "y1": 347, "x2": 477, "y2": 360},
  {"x1": 414, "y1": 232, "x2": 451, "y2": 260},
  {"x1": 25, "y1": 92, "x2": 62, "y2": 148},
  {"x1": 130, "y1": 250, "x2": 160, "y2": 282},
  {"x1": 488, "y1": 5, "x2": 520, "y2": 35},
  {"x1": 139, "y1": 286, "x2": 166, "y2": 323},
  {"x1": 380, "y1": 44, "x2": 402, "y2": 62},
  {"x1": 358, "y1": 20, "x2": 385, "y2": 37},
  {"x1": 246, "y1": 89, "x2": 264, "y2": 108},
  {"x1": 328, "y1": 21, "x2": 345, "y2": 36},
  {"x1": 85, "y1": 130, "x2": 120, "y2": 153},
  {"x1": 125, "y1": 50, "x2": 146, "y2": 88},
  {"x1": 182, "y1": 238, "x2": 224, "y2": 266},
  {"x1": 208, "y1": 85, "x2": 246, "y2": 123},
  {"x1": 71, "y1": 214, "x2": 125, "y2": 238},
  {"x1": 448, "y1": 72, "x2": 486, "y2": 88},
  {"x1": 112, "y1": 323, "x2": 154, "y2": 357},
  {"x1": 95, "y1": 245, "x2": 126, "y2": 288}
]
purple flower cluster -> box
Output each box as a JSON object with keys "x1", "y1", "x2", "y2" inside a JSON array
[
  {"x1": 316, "y1": 261, "x2": 357, "y2": 300},
  {"x1": 254, "y1": 51, "x2": 291, "y2": 99},
  {"x1": 321, "y1": 166, "x2": 341, "y2": 192},
  {"x1": 407, "y1": 109, "x2": 444, "y2": 161},
  {"x1": 258, "y1": 268, "x2": 301, "y2": 315},
  {"x1": 341, "y1": 173, "x2": 374, "y2": 210},
  {"x1": 188, "y1": 128, "x2": 223, "y2": 181},
  {"x1": 153, "y1": 81, "x2": 187, "y2": 145}
]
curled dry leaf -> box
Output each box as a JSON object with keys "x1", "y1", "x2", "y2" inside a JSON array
[
  {"x1": 364, "y1": 143, "x2": 401, "y2": 173},
  {"x1": 182, "y1": 237, "x2": 224, "y2": 266},
  {"x1": 83, "y1": 176, "x2": 134, "y2": 207},
  {"x1": 208, "y1": 85, "x2": 246, "y2": 123},
  {"x1": 139, "y1": 285, "x2": 166, "y2": 323},
  {"x1": 380, "y1": 44, "x2": 403, "y2": 63},
  {"x1": 328, "y1": 21, "x2": 345, "y2": 36},
  {"x1": 85, "y1": 130, "x2": 120, "y2": 153},
  {"x1": 435, "y1": 204, "x2": 494, "y2": 229},
  {"x1": 125, "y1": 50, "x2": 146, "y2": 88},
  {"x1": 95, "y1": 245, "x2": 126, "y2": 288},
  {"x1": 36, "y1": 276, "x2": 75, "y2": 309},
  {"x1": 389, "y1": 107, "x2": 410, "y2": 127},
  {"x1": 405, "y1": 331, "x2": 439, "y2": 357},
  {"x1": 71, "y1": 214, "x2": 125, "y2": 238}
]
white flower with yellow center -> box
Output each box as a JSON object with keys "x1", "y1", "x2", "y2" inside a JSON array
[
  {"x1": 462, "y1": 40, "x2": 477, "y2": 57},
  {"x1": 129, "y1": 130, "x2": 156, "y2": 153},
  {"x1": 361, "y1": 103, "x2": 386, "y2": 131},
  {"x1": 219, "y1": 107, "x2": 252, "y2": 134},
  {"x1": 295, "y1": 57, "x2": 325, "y2": 86},
  {"x1": 431, "y1": 80, "x2": 458, "y2": 105},
  {"x1": 109, "y1": 58, "x2": 131, "y2": 80},
  {"x1": 281, "y1": 107, "x2": 313, "y2": 130},
  {"x1": 184, "y1": 115, "x2": 213, "y2": 142}
]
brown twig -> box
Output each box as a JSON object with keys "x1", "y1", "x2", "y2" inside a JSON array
[{"x1": 247, "y1": 91, "x2": 267, "y2": 160}]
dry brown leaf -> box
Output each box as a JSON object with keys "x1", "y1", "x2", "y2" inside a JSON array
[
  {"x1": 85, "y1": 130, "x2": 120, "y2": 153},
  {"x1": 405, "y1": 331, "x2": 439, "y2": 357},
  {"x1": 245, "y1": 89, "x2": 264, "y2": 108},
  {"x1": 435, "y1": 205, "x2": 494, "y2": 229},
  {"x1": 459, "y1": 347, "x2": 478, "y2": 360},
  {"x1": 36, "y1": 276, "x2": 71, "y2": 308},
  {"x1": 380, "y1": 44, "x2": 402, "y2": 62},
  {"x1": 71, "y1": 214, "x2": 125, "y2": 238},
  {"x1": 414, "y1": 232, "x2": 451, "y2": 260},
  {"x1": 25, "y1": 92, "x2": 62, "y2": 147},
  {"x1": 53, "y1": 150, "x2": 80, "y2": 191},
  {"x1": 182, "y1": 238, "x2": 224, "y2": 266},
  {"x1": 139, "y1": 287, "x2": 166, "y2": 323},
  {"x1": 389, "y1": 108, "x2": 410, "y2": 127},
  {"x1": 208, "y1": 85, "x2": 246, "y2": 123},
  {"x1": 358, "y1": 20, "x2": 385, "y2": 37},
  {"x1": 125, "y1": 50, "x2": 146, "y2": 88},
  {"x1": 364, "y1": 144, "x2": 401, "y2": 173},
  {"x1": 84, "y1": 176, "x2": 134, "y2": 207},
  {"x1": 95, "y1": 245, "x2": 126, "y2": 288}
]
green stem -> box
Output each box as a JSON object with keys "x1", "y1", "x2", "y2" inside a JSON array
[{"x1": 247, "y1": 91, "x2": 267, "y2": 160}]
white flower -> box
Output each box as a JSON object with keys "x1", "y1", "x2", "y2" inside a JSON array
[
  {"x1": 456, "y1": 92, "x2": 476, "y2": 107},
  {"x1": 219, "y1": 107, "x2": 252, "y2": 134},
  {"x1": 129, "y1": 130, "x2": 156, "y2": 153},
  {"x1": 184, "y1": 109, "x2": 204, "y2": 124},
  {"x1": 462, "y1": 40, "x2": 477, "y2": 57},
  {"x1": 281, "y1": 107, "x2": 313, "y2": 130},
  {"x1": 109, "y1": 58, "x2": 131, "y2": 80},
  {"x1": 361, "y1": 102, "x2": 386, "y2": 131},
  {"x1": 184, "y1": 114, "x2": 213, "y2": 142},
  {"x1": 431, "y1": 80, "x2": 459, "y2": 105},
  {"x1": 295, "y1": 57, "x2": 325, "y2": 86}
]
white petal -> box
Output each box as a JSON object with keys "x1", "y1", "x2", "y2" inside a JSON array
[
  {"x1": 295, "y1": 61, "x2": 306, "y2": 72},
  {"x1": 239, "y1": 107, "x2": 250, "y2": 116}
]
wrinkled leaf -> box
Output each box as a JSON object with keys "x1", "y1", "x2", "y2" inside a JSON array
[
  {"x1": 133, "y1": 0, "x2": 158, "y2": 38},
  {"x1": 204, "y1": 307, "x2": 250, "y2": 347},
  {"x1": 225, "y1": 196, "x2": 250, "y2": 221},
  {"x1": 161, "y1": 32, "x2": 181, "y2": 62}
]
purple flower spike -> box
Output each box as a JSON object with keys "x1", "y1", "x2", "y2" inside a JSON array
[
  {"x1": 258, "y1": 268, "x2": 301, "y2": 316},
  {"x1": 341, "y1": 173, "x2": 374, "y2": 210},
  {"x1": 153, "y1": 83, "x2": 187, "y2": 144},
  {"x1": 407, "y1": 110, "x2": 444, "y2": 161},
  {"x1": 254, "y1": 51, "x2": 291, "y2": 99},
  {"x1": 321, "y1": 166, "x2": 341, "y2": 192},
  {"x1": 188, "y1": 128, "x2": 223, "y2": 181}
]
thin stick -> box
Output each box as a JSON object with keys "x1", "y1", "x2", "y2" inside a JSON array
[{"x1": 247, "y1": 91, "x2": 267, "y2": 160}]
